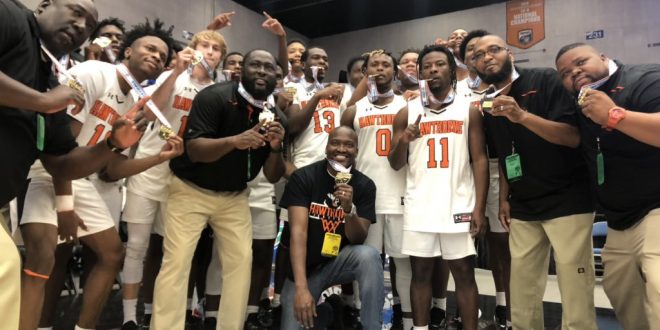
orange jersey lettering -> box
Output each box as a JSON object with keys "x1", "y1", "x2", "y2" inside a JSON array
[
  {"x1": 358, "y1": 114, "x2": 396, "y2": 128},
  {"x1": 419, "y1": 120, "x2": 464, "y2": 136},
  {"x1": 89, "y1": 100, "x2": 121, "y2": 124}
]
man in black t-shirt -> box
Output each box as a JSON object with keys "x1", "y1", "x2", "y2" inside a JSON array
[
  {"x1": 153, "y1": 49, "x2": 286, "y2": 330},
  {"x1": 556, "y1": 43, "x2": 660, "y2": 329},
  {"x1": 0, "y1": 1, "x2": 150, "y2": 328},
  {"x1": 473, "y1": 35, "x2": 596, "y2": 330},
  {"x1": 279, "y1": 126, "x2": 382, "y2": 330}
]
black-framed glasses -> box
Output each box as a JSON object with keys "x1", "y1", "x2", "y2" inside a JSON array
[{"x1": 472, "y1": 46, "x2": 508, "y2": 62}]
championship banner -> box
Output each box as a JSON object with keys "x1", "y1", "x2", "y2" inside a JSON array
[{"x1": 506, "y1": 0, "x2": 545, "y2": 49}]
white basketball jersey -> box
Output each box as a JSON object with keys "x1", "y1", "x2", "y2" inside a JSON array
[
  {"x1": 353, "y1": 95, "x2": 407, "y2": 214},
  {"x1": 67, "y1": 60, "x2": 137, "y2": 147},
  {"x1": 286, "y1": 80, "x2": 343, "y2": 168},
  {"x1": 127, "y1": 71, "x2": 212, "y2": 201},
  {"x1": 404, "y1": 92, "x2": 475, "y2": 233}
]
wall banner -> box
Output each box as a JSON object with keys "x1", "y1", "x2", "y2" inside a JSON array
[{"x1": 506, "y1": 0, "x2": 545, "y2": 49}]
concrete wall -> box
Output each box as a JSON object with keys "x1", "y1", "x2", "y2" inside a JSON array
[
  {"x1": 312, "y1": 0, "x2": 660, "y2": 80},
  {"x1": 21, "y1": 0, "x2": 309, "y2": 56}
]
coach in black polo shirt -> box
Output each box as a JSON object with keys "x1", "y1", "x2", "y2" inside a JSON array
[
  {"x1": 153, "y1": 49, "x2": 286, "y2": 330},
  {"x1": 472, "y1": 35, "x2": 596, "y2": 330},
  {"x1": 556, "y1": 43, "x2": 660, "y2": 329},
  {"x1": 0, "y1": 0, "x2": 151, "y2": 327}
]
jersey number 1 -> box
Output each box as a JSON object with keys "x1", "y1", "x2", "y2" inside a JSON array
[{"x1": 426, "y1": 137, "x2": 449, "y2": 168}]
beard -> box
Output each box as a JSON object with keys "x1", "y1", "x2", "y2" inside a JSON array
[
  {"x1": 480, "y1": 57, "x2": 513, "y2": 85},
  {"x1": 242, "y1": 75, "x2": 276, "y2": 100}
]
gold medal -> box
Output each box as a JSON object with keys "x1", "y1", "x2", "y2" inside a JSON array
[
  {"x1": 66, "y1": 78, "x2": 85, "y2": 94},
  {"x1": 191, "y1": 51, "x2": 204, "y2": 66},
  {"x1": 92, "y1": 36, "x2": 112, "y2": 48},
  {"x1": 577, "y1": 87, "x2": 591, "y2": 106},
  {"x1": 158, "y1": 126, "x2": 175, "y2": 140},
  {"x1": 258, "y1": 108, "x2": 275, "y2": 127},
  {"x1": 335, "y1": 172, "x2": 352, "y2": 185},
  {"x1": 321, "y1": 232, "x2": 342, "y2": 257},
  {"x1": 480, "y1": 96, "x2": 494, "y2": 113}
]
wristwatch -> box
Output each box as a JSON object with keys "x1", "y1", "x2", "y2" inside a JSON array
[
  {"x1": 605, "y1": 107, "x2": 626, "y2": 130},
  {"x1": 105, "y1": 137, "x2": 125, "y2": 154}
]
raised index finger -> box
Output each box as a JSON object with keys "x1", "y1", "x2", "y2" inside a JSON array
[
  {"x1": 413, "y1": 114, "x2": 422, "y2": 125},
  {"x1": 262, "y1": 11, "x2": 273, "y2": 19}
]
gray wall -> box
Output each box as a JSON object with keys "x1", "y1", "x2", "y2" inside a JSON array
[
  {"x1": 21, "y1": 0, "x2": 309, "y2": 56},
  {"x1": 312, "y1": 0, "x2": 660, "y2": 81}
]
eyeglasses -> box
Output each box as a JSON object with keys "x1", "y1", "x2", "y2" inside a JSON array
[{"x1": 472, "y1": 46, "x2": 508, "y2": 62}]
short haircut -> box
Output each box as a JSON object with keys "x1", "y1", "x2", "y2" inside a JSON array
[
  {"x1": 555, "y1": 42, "x2": 588, "y2": 62},
  {"x1": 243, "y1": 49, "x2": 275, "y2": 64},
  {"x1": 188, "y1": 30, "x2": 227, "y2": 59},
  {"x1": 361, "y1": 49, "x2": 398, "y2": 75},
  {"x1": 346, "y1": 55, "x2": 366, "y2": 73},
  {"x1": 89, "y1": 17, "x2": 126, "y2": 41},
  {"x1": 459, "y1": 29, "x2": 489, "y2": 62},
  {"x1": 117, "y1": 18, "x2": 175, "y2": 66},
  {"x1": 300, "y1": 46, "x2": 324, "y2": 63},
  {"x1": 417, "y1": 44, "x2": 458, "y2": 91},
  {"x1": 222, "y1": 51, "x2": 243, "y2": 68},
  {"x1": 398, "y1": 48, "x2": 420, "y2": 64}
]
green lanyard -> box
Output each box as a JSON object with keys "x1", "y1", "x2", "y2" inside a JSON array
[
  {"x1": 505, "y1": 140, "x2": 523, "y2": 181},
  {"x1": 36, "y1": 114, "x2": 45, "y2": 151}
]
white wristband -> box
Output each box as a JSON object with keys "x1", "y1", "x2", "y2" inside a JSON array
[{"x1": 55, "y1": 195, "x2": 74, "y2": 212}]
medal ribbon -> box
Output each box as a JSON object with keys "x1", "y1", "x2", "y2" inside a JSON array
[
  {"x1": 485, "y1": 68, "x2": 521, "y2": 98},
  {"x1": 397, "y1": 65, "x2": 418, "y2": 85},
  {"x1": 367, "y1": 75, "x2": 395, "y2": 102},
  {"x1": 328, "y1": 159, "x2": 351, "y2": 173},
  {"x1": 238, "y1": 82, "x2": 268, "y2": 109},
  {"x1": 583, "y1": 60, "x2": 619, "y2": 92},
  {"x1": 310, "y1": 66, "x2": 325, "y2": 90},
  {"x1": 40, "y1": 42, "x2": 78, "y2": 83},
  {"x1": 418, "y1": 80, "x2": 455, "y2": 107},
  {"x1": 116, "y1": 63, "x2": 172, "y2": 128}
]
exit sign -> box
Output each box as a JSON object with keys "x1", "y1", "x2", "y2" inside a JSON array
[{"x1": 586, "y1": 30, "x2": 605, "y2": 40}]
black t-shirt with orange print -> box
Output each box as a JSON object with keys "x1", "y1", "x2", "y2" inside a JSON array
[{"x1": 280, "y1": 159, "x2": 376, "y2": 278}]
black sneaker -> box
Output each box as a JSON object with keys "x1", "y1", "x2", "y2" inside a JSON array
[
  {"x1": 141, "y1": 314, "x2": 152, "y2": 329},
  {"x1": 257, "y1": 298, "x2": 274, "y2": 328},
  {"x1": 271, "y1": 305, "x2": 282, "y2": 330},
  {"x1": 391, "y1": 303, "x2": 403, "y2": 330},
  {"x1": 429, "y1": 307, "x2": 447, "y2": 330},
  {"x1": 244, "y1": 313, "x2": 262, "y2": 330},
  {"x1": 315, "y1": 302, "x2": 335, "y2": 330},
  {"x1": 343, "y1": 306, "x2": 362, "y2": 330},
  {"x1": 185, "y1": 313, "x2": 203, "y2": 330},
  {"x1": 122, "y1": 321, "x2": 139, "y2": 330},
  {"x1": 494, "y1": 305, "x2": 507, "y2": 329},
  {"x1": 323, "y1": 294, "x2": 345, "y2": 330},
  {"x1": 203, "y1": 317, "x2": 217, "y2": 330}
]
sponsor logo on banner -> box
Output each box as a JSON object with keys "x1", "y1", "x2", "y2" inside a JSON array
[{"x1": 506, "y1": 0, "x2": 545, "y2": 49}]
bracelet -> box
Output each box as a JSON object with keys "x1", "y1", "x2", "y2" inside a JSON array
[
  {"x1": 343, "y1": 203, "x2": 357, "y2": 217},
  {"x1": 105, "y1": 136, "x2": 125, "y2": 154},
  {"x1": 55, "y1": 195, "x2": 74, "y2": 212}
]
